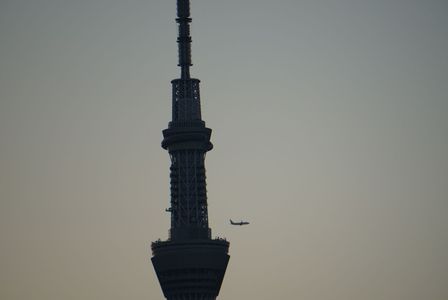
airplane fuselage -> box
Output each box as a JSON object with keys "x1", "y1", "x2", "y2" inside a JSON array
[{"x1": 230, "y1": 219, "x2": 249, "y2": 226}]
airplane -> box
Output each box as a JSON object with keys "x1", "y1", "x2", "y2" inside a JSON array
[{"x1": 230, "y1": 219, "x2": 249, "y2": 226}]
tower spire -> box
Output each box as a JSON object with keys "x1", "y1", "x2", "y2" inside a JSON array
[
  {"x1": 151, "y1": 1, "x2": 230, "y2": 299},
  {"x1": 176, "y1": 0, "x2": 192, "y2": 79}
]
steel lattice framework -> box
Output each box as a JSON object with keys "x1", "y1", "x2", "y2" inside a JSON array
[{"x1": 151, "y1": 1, "x2": 230, "y2": 299}]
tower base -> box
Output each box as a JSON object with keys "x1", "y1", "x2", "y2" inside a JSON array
[{"x1": 151, "y1": 239, "x2": 229, "y2": 300}]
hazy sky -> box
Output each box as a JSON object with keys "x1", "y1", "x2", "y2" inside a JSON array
[{"x1": 1, "y1": 0, "x2": 447, "y2": 299}]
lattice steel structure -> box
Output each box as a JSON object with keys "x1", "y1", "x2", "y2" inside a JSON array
[{"x1": 151, "y1": 1, "x2": 230, "y2": 299}]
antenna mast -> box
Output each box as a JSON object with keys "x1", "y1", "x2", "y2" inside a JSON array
[{"x1": 177, "y1": 0, "x2": 192, "y2": 79}]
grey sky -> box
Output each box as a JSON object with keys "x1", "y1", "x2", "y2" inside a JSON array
[{"x1": 1, "y1": 1, "x2": 447, "y2": 299}]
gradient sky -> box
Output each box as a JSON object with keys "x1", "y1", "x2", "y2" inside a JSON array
[{"x1": 1, "y1": 1, "x2": 448, "y2": 299}]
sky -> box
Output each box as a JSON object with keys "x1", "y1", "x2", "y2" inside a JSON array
[{"x1": 1, "y1": 0, "x2": 447, "y2": 299}]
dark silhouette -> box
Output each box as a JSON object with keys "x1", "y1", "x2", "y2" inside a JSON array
[{"x1": 151, "y1": 1, "x2": 230, "y2": 299}]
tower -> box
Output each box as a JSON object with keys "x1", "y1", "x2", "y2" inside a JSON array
[{"x1": 151, "y1": 1, "x2": 230, "y2": 299}]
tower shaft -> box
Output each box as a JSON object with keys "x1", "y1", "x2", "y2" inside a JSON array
[{"x1": 151, "y1": 1, "x2": 229, "y2": 299}]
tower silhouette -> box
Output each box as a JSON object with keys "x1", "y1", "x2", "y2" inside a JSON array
[{"x1": 151, "y1": 1, "x2": 230, "y2": 299}]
